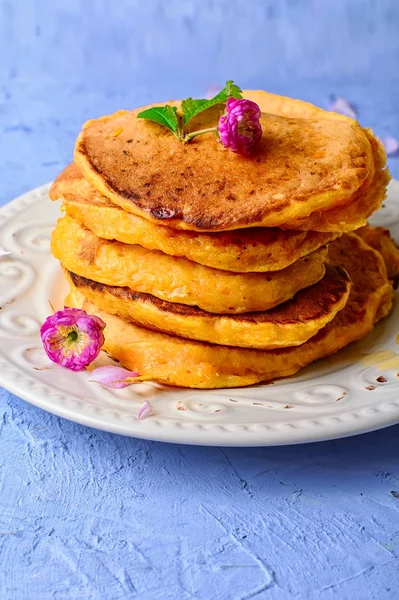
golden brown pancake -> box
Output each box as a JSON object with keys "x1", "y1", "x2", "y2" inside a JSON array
[
  {"x1": 244, "y1": 90, "x2": 352, "y2": 122},
  {"x1": 281, "y1": 130, "x2": 389, "y2": 232},
  {"x1": 74, "y1": 95, "x2": 376, "y2": 232},
  {"x1": 356, "y1": 224, "x2": 399, "y2": 280},
  {"x1": 52, "y1": 216, "x2": 328, "y2": 314},
  {"x1": 66, "y1": 233, "x2": 393, "y2": 388},
  {"x1": 243, "y1": 92, "x2": 390, "y2": 231},
  {"x1": 50, "y1": 163, "x2": 339, "y2": 272},
  {"x1": 65, "y1": 263, "x2": 351, "y2": 349}
]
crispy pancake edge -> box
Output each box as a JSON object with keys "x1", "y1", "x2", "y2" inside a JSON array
[
  {"x1": 64, "y1": 231, "x2": 394, "y2": 388},
  {"x1": 50, "y1": 163, "x2": 340, "y2": 272},
  {"x1": 52, "y1": 215, "x2": 328, "y2": 314}
]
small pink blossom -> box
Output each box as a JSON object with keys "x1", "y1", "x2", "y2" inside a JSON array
[
  {"x1": 137, "y1": 401, "x2": 153, "y2": 420},
  {"x1": 381, "y1": 136, "x2": 399, "y2": 157},
  {"x1": 218, "y1": 98, "x2": 263, "y2": 155},
  {"x1": 327, "y1": 96, "x2": 357, "y2": 120},
  {"x1": 90, "y1": 365, "x2": 139, "y2": 388},
  {"x1": 40, "y1": 307, "x2": 105, "y2": 371}
]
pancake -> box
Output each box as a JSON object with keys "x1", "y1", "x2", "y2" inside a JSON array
[
  {"x1": 52, "y1": 216, "x2": 328, "y2": 314},
  {"x1": 242, "y1": 92, "x2": 389, "y2": 232},
  {"x1": 356, "y1": 224, "x2": 399, "y2": 280},
  {"x1": 66, "y1": 233, "x2": 393, "y2": 388},
  {"x1": 50, "y1": 163, "x2": 339, "y2": 272},
  {"x1": 65, "y1": 263, "x2": 351, "y2": 349},
  {"x1": 281, "y1": 129, "x2": 389, "y2": 232},
  {"x1": 74, "y1": 95, "x2": 376, "y2": 232}
]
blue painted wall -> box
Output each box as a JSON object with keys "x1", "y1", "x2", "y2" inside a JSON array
[
  {"x1": 1, "y1": 2, "x2": 399, "y2": 599},
  {"x1": 1, "y1": 0, "x2": 398, "y2": 91},
  {"x1": 0, "y1": 0, "x2": 398, "y2": 206}
]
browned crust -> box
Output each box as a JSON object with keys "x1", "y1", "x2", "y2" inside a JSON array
[
  {"x1": 50, "y1": 163, "x2": 114, "y2": 208},
  {"x1": 73, "y1": 97, "x2": 374, "y2": 231},
  {"x1": 67, "y1": 264, "x2": 350, "y2": 325},
  {"x1": 64, "y1": 231, "x2": 393, "y2": 388},
  {"x1": 51, "y1": 163, "x2": 341, "y2": 272}
]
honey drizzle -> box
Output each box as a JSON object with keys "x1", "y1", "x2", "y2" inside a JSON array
[{"x1": 360, "y1": 333, "x2": 399, "y2": 371}]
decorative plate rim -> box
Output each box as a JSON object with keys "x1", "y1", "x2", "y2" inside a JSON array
[{"x1": 0, "y1": 181, "x2": 399, "y2": 446}]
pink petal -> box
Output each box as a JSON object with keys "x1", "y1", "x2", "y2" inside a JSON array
[
  {"x1": 90, "y1": 365, "x2": 139, "y2": 388},
  {"x1": 327, "y1": 97, "x2": 357, "y2": 120},
  {"x1": 137, "y1": 401, "x2": 153, "y2": 420},
  {"x1": 381, "y1": 136, "x2": 399, "y2": 156},
  {"x1": 0, "y1": 247, "x2": 10, "y2": 258}
]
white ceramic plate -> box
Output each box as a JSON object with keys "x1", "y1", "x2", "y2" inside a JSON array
[{"x1": 1, "y1": 183, "x2": 399, "y2": 446}]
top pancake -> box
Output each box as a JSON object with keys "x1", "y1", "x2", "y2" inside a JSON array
[{"x1": 74, "y1": 92, "x2": 375, "y2": 232}]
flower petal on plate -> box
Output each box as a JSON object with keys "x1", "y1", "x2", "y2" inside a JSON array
[
  {"x1": 328, "y1": 96, "x2": 357, "y2": 120},
  {"x1": 137, "y1": 401, "x2": 153, "y2": 420},
  {"x1": 381, "y1": 136, "x2": 399, "y2": 157},
  {"x1": 90, "y1": 365, "x2": 139, "y2": 388}
]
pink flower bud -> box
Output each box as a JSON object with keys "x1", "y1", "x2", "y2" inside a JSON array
[
  {"x1": 218, "y1": 98, "x2": 263, "y2": 155},
  {"x1": 40, "y1": 307, "x2": 105, "y2": 371}
]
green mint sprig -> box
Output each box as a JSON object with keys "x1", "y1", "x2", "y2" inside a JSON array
[
  {"x1": 137, "y1": 81, "x2": 242, "y2": 143},
  {"x1": 136, "y1": 105, "x2": 180, "y2": 137},
  {"x1": 181, "y1": 81, "x2": 242, "y2": 125}
]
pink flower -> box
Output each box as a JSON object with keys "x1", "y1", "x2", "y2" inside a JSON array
[
  {"x1": 40, "y1": 307, "x2": 105, "y2": 371},
  {"x1": 218, "y1": 98, "x2": 262, "y2": 155},
  {"x1": 90, "y1": 365, "x2": 139, "y2": 388}
]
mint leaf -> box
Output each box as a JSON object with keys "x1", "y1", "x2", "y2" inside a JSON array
[
  {"x1": 137, "y1": 105, "x2": 181, "y2": 137},
  {"x1": 181, "y1": 98, "x2": 212, "y2": 126},
  {"x1": 216, "y1": 80, "x2": 243, "y2": 102},
  {"x1": 136, "y1": 81, "x2": 243, "y2": 142},
  {"x1": 181, "y1": 80, "x2": 243, "y2": 125}
]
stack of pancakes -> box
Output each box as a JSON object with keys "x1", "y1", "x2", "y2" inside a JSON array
[{"x1": 49, "y1": 91, "x2": 399, "y2": 388}]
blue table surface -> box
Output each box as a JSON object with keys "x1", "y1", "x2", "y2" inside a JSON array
[{"x1": 0, "y1": 2, "x2": 398, "y2": 599}]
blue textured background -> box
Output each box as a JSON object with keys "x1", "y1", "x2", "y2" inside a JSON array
[{"x1": 0, "y1": 1, "x2": 398, "y2": 598}]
